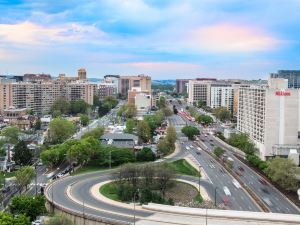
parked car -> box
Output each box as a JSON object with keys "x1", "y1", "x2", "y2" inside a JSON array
[
  {"x1": 258, "y1": 178, "x2": 268, "y2": 185},
  {"x1": 238, "y1": 166, "x2": 244, "y2": 172}
]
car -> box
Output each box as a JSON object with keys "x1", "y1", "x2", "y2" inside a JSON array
[
  {"x1": 258, "y1": 178, "x2": 268, "y2": 185},
  {"x1": 210, "y1": 159, "x2": 214, "y2": 163},
  {"x1": 210, "y1": 143, "x2": 214, "y2": 146},
  {"x1": 209, "y1": 139, "x2": 213, "y2": 142},
  {"x1": 232, "y1": 179, "x2": 241, "y2": 189},
  {"x1": 190, "y1": 145, "x2": 194, "y2": 148},
  {"x1": 261, "y1": 188, "x2": 270, "y2": 194},
  {"x1": 223, "y1": 186, "x2": 231, "y2": 196},
  {"x1": 32, "y1": 220, "x2": 41, "y2": 225},
  {"x1": 238, "y1": 166, "x2": 244, "y2": 172},
  {"x1": 235, "y1": 171, "x2": 242, "y2": 176},
  {"x1": 262, "y1": 197, "x2": 273, "y2": 207},
  {"x1": 56, "y1": 173, "x2": 64, "y2": 178},
  {"x1": 197, "y1": 147, "x2": 201, "y2": 151},
  {"x1": 200, "y1": 139, "x2": 205, "y2": 142},
  {"x1": 219, "y1": 168, "x2": 224, "y2": 173},
  {"x1": 185, "y1": 146, "x2": 190, "y2": 150},
  {"x1": 37, "y1": 161, "x2": 43, "y2": 166},
  {"x1": 196, "y1": 152, "x2": 201, "y2": 155}
]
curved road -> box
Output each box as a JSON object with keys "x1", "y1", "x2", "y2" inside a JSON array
[{"x1": 46, "y1": 170, "x2": 219, "y2": 224}]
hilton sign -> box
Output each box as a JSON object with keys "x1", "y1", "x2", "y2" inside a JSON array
[{"x1": 275, "y1": 91, "x2": 291, "y2": 96}]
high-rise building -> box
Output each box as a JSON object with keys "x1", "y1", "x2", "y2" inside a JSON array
[
  {"x1": 208, "y1": 84, "x2": 234, "y2": 112},
  {"x1": 176, "y1": 79, "x2": 189, "y2": 94},
  {"x1": 104, "y1": 75, "x2": 120, "y2": 93},
  {"x1": 270, "y1": 70, "x2": 300, "y2": 88},
  {"x1": 119, "y1": 75, "x2": 151, "y2": 97},
  {"x1": 237, "y1": 78, "x2": 300, "y2": 161},
  {"x1": 78, "y1": 68, "x2": 87, "y2": 80},
  {"x1": 97, "y1": 83, "x2": 117, "y2": 100},
  {"x1": 23, "y1": 74, "x2": 52, "y2": 82},
  {"x1": 0, "y1": 81, "x2": 95, "y2": 115}
]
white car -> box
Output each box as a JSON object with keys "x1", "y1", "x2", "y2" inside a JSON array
[
  {"x1": 190, "y1": 145, "x2": 194, "y2": 148},
  {"x1": 186, "y1": 146, "x2": 190, "y2": 150},
  {"x1": 223, "y1": 186, "x2": 231, "y2": 196},
  {"x1": 197, "y1": 147, "x2": 201, "y2": 151},
  {"x1": 232, "y1": 179, "x2": 241, "y2": 189}
]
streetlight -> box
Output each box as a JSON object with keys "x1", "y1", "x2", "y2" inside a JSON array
[
  {"x1": 214, "y1": 187, "x2": 218, "y2": 207},
  {"x1": 133, "y1": 189, "x2": 139, "y2": 225},
  {"x1": 198, "y1": 165, "x2": 202, "y2": 195},
  {"x1": 34, "y1": 164, "x2": 37, "y2": 196}
]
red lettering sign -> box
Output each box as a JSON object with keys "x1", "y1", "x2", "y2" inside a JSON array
[{"x1": 275, "y1": 91, "x2": 291, "y2": 96}]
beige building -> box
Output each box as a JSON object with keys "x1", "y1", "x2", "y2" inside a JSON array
[
  {"x1": 78, "y1": 68, "x2": 87, "y2": 80},
  {"x1": 237, "y1": 78, "x2": 300, "y2": 161},
  {"x1": 0, "y1": 81, "x2": 95, "y2": 115},
  {"x1": 119, "y1": 75, "x2": 151, "y2": 97}
]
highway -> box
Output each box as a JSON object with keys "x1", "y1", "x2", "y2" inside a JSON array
[
  {"x1": 170, "y1": 98, "x2": 300, "y2": 214},
  {"x1": 199, "y1": 131, "x2": 300, "y2": 214}
]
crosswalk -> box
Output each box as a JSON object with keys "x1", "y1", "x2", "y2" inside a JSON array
[{"x1": 29, "y1": 183, "x2": 47, "y2": 187}]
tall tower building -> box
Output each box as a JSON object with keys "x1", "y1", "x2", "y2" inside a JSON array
[{"x1": 78, "y1": 68, "x2": 87, "y2": 80}]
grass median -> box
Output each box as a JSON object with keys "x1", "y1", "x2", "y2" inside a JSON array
[{"x1": 170, "y1": 159, "x2": 199, "y2": 176}]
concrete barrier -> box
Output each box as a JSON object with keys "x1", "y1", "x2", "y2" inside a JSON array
[{"x1": 142, "y1": 203, "x2": 300, "y2": 224}]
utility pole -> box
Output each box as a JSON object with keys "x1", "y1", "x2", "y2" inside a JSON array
[
  {"x1": 51, "y1": 183, "x2": 54, "y2": 213},
  {"x1": 198, "y1": 165, "x2": 202, "y2": 195},
  {"x1": 109, "y1": 151, "x2": 111, "y2": 169},
  {"x1": 214, "y1": 187, "x2": 218, "y2": 207},
  {"x1": 35, "y1": 165, "x2": 37, "y2": 196}
]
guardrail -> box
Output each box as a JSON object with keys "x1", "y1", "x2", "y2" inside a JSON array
[{"x1": 44, "y1": 180, "x2": 130, "y2": 225}]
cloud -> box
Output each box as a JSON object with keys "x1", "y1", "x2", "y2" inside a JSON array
[
  {"x1": 187, "y1": 23, "x2": 282, "y2": 53},
  {"x1": 0, "y1": 21, "x2": 108, "y2": 46}
]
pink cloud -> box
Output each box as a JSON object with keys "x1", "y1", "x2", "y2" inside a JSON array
[
  {"x1": 188, "y1": 23, "x2": 282, "y2": 52},
  {"x1": 0, "y1": 21, "x2": 107, "y2": 46}
]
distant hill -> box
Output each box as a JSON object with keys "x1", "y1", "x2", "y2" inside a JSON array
[{"x1": 152, "y1": 80, "x2": 176, "y2": 85}]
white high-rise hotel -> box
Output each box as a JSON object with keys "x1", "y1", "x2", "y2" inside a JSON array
[{"x1": 237, "y1": 78, "x2": 300, "y2": 161}]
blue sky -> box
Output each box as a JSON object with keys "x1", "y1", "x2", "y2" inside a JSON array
[{"x1": 0, "y1": 0, "x2": 300, "y2": 79}]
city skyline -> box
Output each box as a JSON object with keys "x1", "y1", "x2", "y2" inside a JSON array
[{"x1": 1, "y1": 0, "x2": 300, "y2": 79}]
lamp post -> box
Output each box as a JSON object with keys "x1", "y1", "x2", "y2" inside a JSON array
[
  {"x1": 109, "y1": 150, "x2": 111, "y2": 169},
  {"x1": 34, "y1": 164, "x2": 37, "y2": 196},
  {"x1": 198, "y1": 165, "x2": 202, "y2": 195},
  {"x1": 133, "y1": 189, "x2": 139, "y2": 225},
  {"x1": 214, "y1": 187, "x2": 218, "y2": 207}
]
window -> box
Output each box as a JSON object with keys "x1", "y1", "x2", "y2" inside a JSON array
[{"x1": 133, "y1": 80, "x2": 140, "y2": 87}]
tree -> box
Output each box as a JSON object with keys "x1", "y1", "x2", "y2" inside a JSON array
[
  {"x1": 34, "y1": 118, "x2": 41, "y2": 130},
  {"x1": 48, "y1": 118, "x2": 76, "y2": 144},
  {"x1": 157, "y1": 139, "x2": 171, "y2": 156},
  {"x1": 157, "y1": 96, "x2": 166, "y2": 109},
  {"x1": 1, "y1": 126, "x2": 19, "y2": 144},
  {"x1": 124, "y1": 119, "x2": 136, "y2": 134},
  {"x1": 70, "y1": 99, "x2": 90, "y2": 114},
  {"x1": 67, "y1": 142, "x2": 91, "y2": 166},
  {"x1": 264, "y1": 157, "x2": 299, "y2": 191},
  {"x1": 162, "y1": 107, "x2": 173, "y2": 117},
  {"x1": 103, "y1": 96, "x2": 118, "y2": 109},
  {"x1": 197, "y1": 100, "x2": 205, "y2": 108},
  {"x1": 79, "y1": 114, "x2": 90, "y2": 126},
  {"x1": 13, "y1": 141, "x2": 33, "y2": 166},
  {"x1": 48, "y1": 215, "x2": 73, "y2": 225},
  {"x1": 155, "y1": 163, "x2": 175, "y2": 197},
  {"x1": 137, "y1": 120, "x2": 151, "y2": 143},
  {"x1": 0, "y1": 212, "x2": 30, "y2": 225},
  {"x1": 9, "y1": 195, "x2": 46, "y2": 221},
  {"x1": 15, "y1": 166, "x2": 36, "y2": 191},
  {"x1": 214, "y1": 147, "x2": 225, "y2": 158},
  {"x1": 196, "y1": 114, "x2": 213, "y2": 126},
  {"x1": 52, "y1": 97, "x2": 70, "y2": 115},
  {"x1": 93, "y1": 95, "x2": 100, "y2": 107},
  {"x1": 214, "y1": 107, "x2": 231, "y2": 122},
  {"x1": 228, "y1": 133, "x2": 256, "y2": 155},
  {"x1": 81, "y1": 126, "x2": 104, "y2": 139},
  {"x1": 165, "y1": 126, "x2": 177, "y2": 145},
  {"x1": 98, "y1": 101, "x2": 110, "y2": 117},
  {"x1": 110, "y1": 147, "x2": 135, "y2": 166},
  {"x1": 125, "y1": 104, "x2": 137, "y2": 118},
  {"x1": 136, "y1": 148, "x2": 156, "y2": 162},
  {"x1": 181, "y1": 125, "x2": 200, "y2": 140}
]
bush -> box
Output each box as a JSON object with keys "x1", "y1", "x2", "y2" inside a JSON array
[
  {"x1": 181, "y1": 125, "x2": 200, "y2": 140},
  {"x1": 117, "y1": 183, "x2": 135, "y2": 202},
  {"x1": 136, "y1": 148, "x2": 156, "y2": 162}
]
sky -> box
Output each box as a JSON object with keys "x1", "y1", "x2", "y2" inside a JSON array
[{"x1": 0, "y1": 0, "x2": 300, "y2": 79}]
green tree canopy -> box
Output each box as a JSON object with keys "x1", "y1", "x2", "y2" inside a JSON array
[
  {"x1": 9, "y1": 195, "x2": 46, "y2": 221},
  {"x1": 79, "y1": 114, "x2": 90, "y2": 126},
  {"x1": 214, "y1": 147, "x2": 225, "y2": 158},
  {"x1": 264, "y1": 157, "x2": 299, "y2": 191},
  {"x1": 51, "y1": 97, "x2": 70, "y2": 115},
  {"x1": 48, "y1": 118, "x2": 76, "y2": 144},
  {"x1": 136, "y1": 147, "x2": 156, "y2": 162},
  {"x1": 124, "y1": 119, "x2": 136, "y2": 134},
  {"x1": 181, "y1": 125, "x2": 200, "y2": 140},
  {"x1": 196, "y1": 114, "x2": 213, "y2": 126},
  {"x1": 137, "y1": 120, "x2": 151, "y2": 143},
  {"x1": 12, "y1": 141, "x2": 33, "y2": 166},
  {"x1": 1, "y1": 126, "x2": 19, "y2": 144},
  {"x1": 214, "y1": 107, "x2": 231, "y2": 122},
  {"x1": 47, "y1": 215, "x2": 73, "y2": 225},
  {"x1": 15, "y1": 166, "x2": 36, "y2": 191},
  {"x1": 81, "y1": 126, "x2": 104, "y2": 139},
  {"x1": 0, "y1": 212, "x2": 30, "y2": 225},
  {"x1": 70, "y1": 99, "x2": 90, "y2": 114}
]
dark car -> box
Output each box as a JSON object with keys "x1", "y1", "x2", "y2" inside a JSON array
[
  {"x1": 210, "y1": 143, "x2": 214, "y2": 146},
  {"x1": 238, "y1": 166, "x2": 244, "y2": 172},
  {"x1": 196, "y1": 152, "x2": 201, "y2": 155},
  {"x1": 235, "y1": 171, "x2": 242, "y2": 176},
  {"x1": 258, "y1": 178, "x2": 268, "y2": 185},
  {"x1": 261, "y1": 188, "x2": 270, "y2": 194}
]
